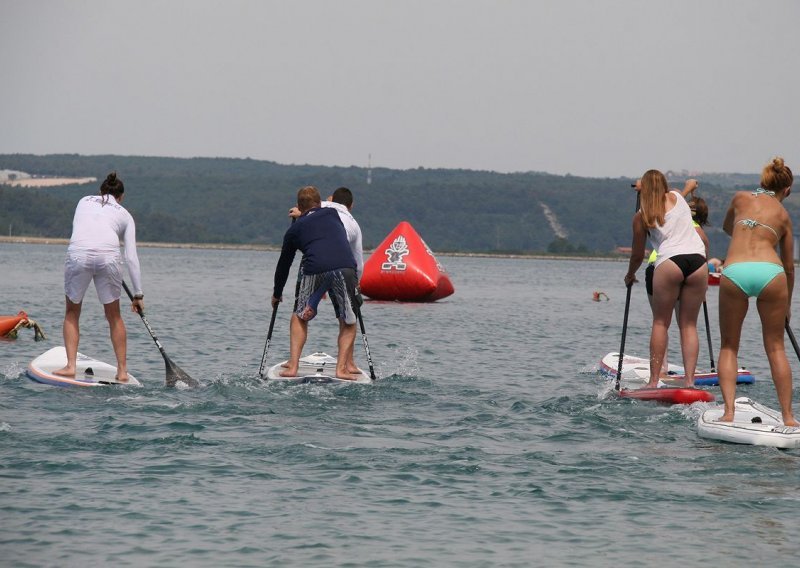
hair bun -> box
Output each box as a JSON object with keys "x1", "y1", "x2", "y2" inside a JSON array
[
  {"x1": 106, "y1": 172, "x2": 117, "y2": 184},
  {"x1": 772, "y1": 157, "x2": 785, "y2": 171}
]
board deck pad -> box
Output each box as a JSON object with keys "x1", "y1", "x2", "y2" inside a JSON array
[
  {"x1": 265, "y1": 352, "x2": 371, "y2": 384},
  {"x1": 697, "y1": 397, "x2": 800, "y2": 448},
  {"x1": 27, "y1": 346, "x2": 141, "y2": 387}
]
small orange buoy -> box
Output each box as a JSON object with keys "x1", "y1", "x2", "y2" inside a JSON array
[{"x1": 0, "y1": 310, "x2": 47, "y2": 340}]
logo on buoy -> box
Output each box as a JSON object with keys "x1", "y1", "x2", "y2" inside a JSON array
[{"x1": 381, "y1": 235, "x2": 410, "y2": 270}]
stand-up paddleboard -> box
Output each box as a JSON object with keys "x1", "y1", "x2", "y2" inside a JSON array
[
  {"x1": 599, "y1": 352, "x2": 755, "y2": 386},
  {"x1": 619, "y1": 386, "x2": 715, "y2": 404},
  {"x1": 265, "y1": 352, "x2": 371, "y2": 384},
  {"x1": 697, "y1": 397, "x2": 800, "y2": 448},
  {"x1": 27, "y1": 346, "x2": 141, "y2": 387}
]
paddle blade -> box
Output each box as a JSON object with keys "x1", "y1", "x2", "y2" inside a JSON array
[{"x1": 164, "y1": 356, "x2": 198, "y2": 388}]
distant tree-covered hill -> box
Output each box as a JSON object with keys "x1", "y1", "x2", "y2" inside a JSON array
[{"x1": 0, "y1": 154, "x2": 781, "y2": 258}]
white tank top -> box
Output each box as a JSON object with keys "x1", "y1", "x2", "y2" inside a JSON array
[
  {"x1": 322, "y1": 201, "x2": 364, "y2": 279},
  {"x1": 648, "y1": 191, "x2": 705, "y2": 267},
  {"x1": 68, "y1": 195, "x2": 143, "y2": 295}
]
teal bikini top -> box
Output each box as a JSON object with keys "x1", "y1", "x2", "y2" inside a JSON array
[{"x1": 738, "y1": 188, "x2": 778, "y2": 237}]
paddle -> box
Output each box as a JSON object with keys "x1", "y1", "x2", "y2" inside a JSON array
[
  {"x1": 702, "y1": 300, "x2": 716, "y2": 372},
  {"x1": 258, "y1": 303, "x2": 279, "y2": 379},
  {"x1": 122, "y1": 281, "x2": 198, "y2": 388},
  {"x1": 615, "y1": 191, "x2": 640, "y2": 391},
  {"x1": 785, "y1": 319, "x2": 800, "y2": 362},
  {"x1": 352, "y1": 290, "x2": 377, "y2": 381},
  {"x1": 258, "y1": 215, "x2": 295, "y2": 379},
  {"x1": 615, "y1": 282, "x2": 633, "y2": 392}
]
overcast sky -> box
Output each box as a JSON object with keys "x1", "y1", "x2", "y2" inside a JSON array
[{"x1": 2, "y1": 0, "x2": 798, "y2": 178}]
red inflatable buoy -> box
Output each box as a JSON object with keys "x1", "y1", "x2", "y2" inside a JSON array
[{"x1": 360, "y1": 221, "x2": 454, "y2": 302}]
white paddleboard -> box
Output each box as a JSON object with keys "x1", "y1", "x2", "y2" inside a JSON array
[
  {"x1": 27, "y1": 346, "x2": 141, "y2": 387},
  {"x1": 697, "y1": 397, "x2": 800, "y2": 449},
  {"x1": 265, "y1": 352, "x2": 371, "y2": 384},
  {"x1": 599, "y1": 352, "x2": 755, "y2": 386}
]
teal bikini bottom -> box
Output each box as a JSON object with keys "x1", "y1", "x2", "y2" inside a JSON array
[{"x1": 722, "y1": 262, "x2": 785, "y2": 298}]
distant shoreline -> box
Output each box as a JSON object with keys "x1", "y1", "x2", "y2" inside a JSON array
[{"x1": 0, "y1": 235, "x2": 625, "y2": 262}]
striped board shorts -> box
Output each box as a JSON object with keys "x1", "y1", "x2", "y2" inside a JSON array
[{"x1": 295, "y1": 267, "x2": 357, "y2": 325}]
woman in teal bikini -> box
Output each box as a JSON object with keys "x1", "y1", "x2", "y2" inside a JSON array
[{"x1": 718, "y1": 157, "x2": 797, "y2": 426}]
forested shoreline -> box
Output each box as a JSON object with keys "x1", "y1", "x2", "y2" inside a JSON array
[{"x1": 0, "y1": 154, "x2": 766, "y2": 258}]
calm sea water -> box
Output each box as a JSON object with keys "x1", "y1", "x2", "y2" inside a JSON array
[{"x1": 2, "y1": 243, "x2": 799, "y2": 567}]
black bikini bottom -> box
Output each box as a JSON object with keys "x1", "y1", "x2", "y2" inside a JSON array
[{"x1": 666, "y1": 253, "x2": 706, "y2": 280}]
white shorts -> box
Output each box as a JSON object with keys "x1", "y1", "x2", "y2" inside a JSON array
[{"x1": 64, "y1": 253, "x2": 123, "y2": 305}]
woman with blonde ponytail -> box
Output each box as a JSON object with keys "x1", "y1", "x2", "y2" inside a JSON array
[
  {"x1": 624, "y1": 169, "x2": 708, "y2": 387},
  {"x1": 718, "y1": 157, "x2": 797, "y2": 426}
]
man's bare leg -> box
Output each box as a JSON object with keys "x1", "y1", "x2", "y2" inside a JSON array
[
  {"x1": 336, "y1": 322, "x2": 358, "y2": 379},
  {"x1": 54, "y1": 297, "x2": 82, "y2": 377},
  {"x1": 339, "y1": 320, "x2": 361, "y2": 374},
  {"x1": 280, "y1": 314, "x2": 308, "y2": 377}
]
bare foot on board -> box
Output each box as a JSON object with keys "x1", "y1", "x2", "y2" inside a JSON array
[
  {"x1": 335, "y1": 373, "x2": 360, "y2": 381},
  {"x1": 53, "y1": 366, "x2": 75, "y2": 378}
]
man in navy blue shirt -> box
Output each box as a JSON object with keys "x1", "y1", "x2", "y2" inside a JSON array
[{"x1": 272, "y1": 186, "x2": 359, "y2": 379}]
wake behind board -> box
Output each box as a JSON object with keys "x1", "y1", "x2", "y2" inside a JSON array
[
  {"x1": 697, "y1": 397, "x2": 800, "y2": 449},
  {"x1": 265, "y1": 352, "x2": 371, "y2": 384},
  {"x1": 619, "y1": 386, "x2": 715, "y2": 404},
  {"x1": 600, "y1": 352, "x2": 755, "y2": 386},
  {"x1": 27, "y1": 346, "x2": 141, "y2": 387}
]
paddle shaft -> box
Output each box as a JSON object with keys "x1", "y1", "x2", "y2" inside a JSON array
[
  {"x1": 353, "y1": 298, "x2": 377, "y2": 381},
  {"x1": 122, "y1": 282, "x2": 168, "y2": 357},
  {"x1": 122, "y1": 281, "x2": 197, "y2": 387},
  {"x1": 258, "y1": 303, "x2": 279, "y2": 379},
  {"x1": 702, "y1": 300, "x2": 716, "y2": 372},
  {"x1": 615, "y1": 283, "x2": 633, "y2": 391},
  {"x1": 616, "y1": 192, "x2": 640, "y2": 391},
  {"x1": 258, "y1": 216, "x2": 295, "y2": 379}
]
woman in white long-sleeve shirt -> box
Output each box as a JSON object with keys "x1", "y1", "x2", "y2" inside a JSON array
[{"x1": 54, "y1": 172, "x2": 144, "y2": 381}]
